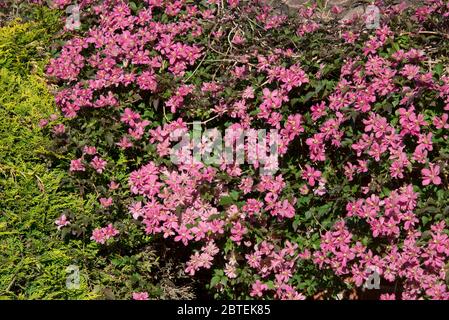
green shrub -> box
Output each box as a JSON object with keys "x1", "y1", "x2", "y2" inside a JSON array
[
  {"x1": 0, "y1": 6, "x2": 62, "y2": 75},
  {"x1": 0, "y1": 8, "x2": 97, "y2": 299},
  {"x1": 0, "y1": 64, "x2": 99, "y2": 299},
  {"x1": 0, "y1": 10, "x2": 193, "y2": 299}
]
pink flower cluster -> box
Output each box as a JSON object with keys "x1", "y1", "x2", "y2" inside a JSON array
[
  {"x1": 313, "y1": 186, "x2": 449, "y2": 299},
  {"x1": 306, "y1": 23, "x2": 449, "y2": 192},
  {"x1": 55, "y1": 214, "x2": 70, "y2": 230},
  {"x1": 48, "y1": 0, "x2": 206, "y2": 119},
  {"x1": 68, "y1": 145, "x2": 106, "y2": 173},
  {"x1": 90, "y1": 223, "x2": 119, "y2": 244},
  {"x1": 246, "y1": 241, "x2": 306, "y2": 300},
  {"x1": 132, "y1": 292, "x2": 149, "y2": 300}
]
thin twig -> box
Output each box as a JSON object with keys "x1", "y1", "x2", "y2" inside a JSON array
[
  {"x1": 186, "y1": 114, "x2": 220, "y2": 125},
  {"x1": 400, "y1": 30, "x2": 449, "y2": 39},
  {"x1": 184, "y1": 53, "x2": 207, "y2": 83}
]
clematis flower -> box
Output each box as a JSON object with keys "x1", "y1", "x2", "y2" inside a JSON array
[
  {"x1": 83, "y1": 146, "x2": 97, "y2": 155},
  {"x1": 91, "y1": 224, "x2": 119, "y2": 244},
  {"x1": 132, "y1": 292, "x2": 149, "y2": 300},
  {"x1": 70, "y1": 158, "x2": 85, "y2": 172},
  {"x1": 301, "y1": 165, "x2": 322, "y2": 187},
  {"x1": 250, "y1": 280, "x2": 268, "y2": 297},
  {"x1": 421, "y1": 163, "x2": 441, "y2": 186},
  {"x1": 91, "y1": 156, "x2": 107, "y2": 173},
  {"x1": 99, "y1": 197, "x2": 113, "y2": 208},
  {"x1": 55, "y1": 214, "x2": 70, "y2": 230}
]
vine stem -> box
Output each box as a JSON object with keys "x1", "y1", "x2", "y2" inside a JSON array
[
  {"x1": 184, "y1": 52, "x2": 207, "y2": 83},
  {"x1": 399, "y1": 30, "x2": 449, "y2": 39},
  {"x1": 186, "y1": 114, "x2": 220, "y2": 125}
]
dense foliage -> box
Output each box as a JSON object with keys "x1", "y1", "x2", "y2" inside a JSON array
[{"x1": 2, "y1": 0, "x2": 449, "y2": 300}]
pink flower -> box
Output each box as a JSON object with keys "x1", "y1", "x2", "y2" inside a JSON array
[
  {"x1": 250, "y1": 280, "x2": 268, "y2": 297},
  {"x1": 433, "y1": 114, "x2": 449, "y2": 130},
  {"x1": 132, "y1": 292, "x2": 149, "y2": 300},
  {"x1": 301, "y1": 165, "x2": 322, "y2": 187},
  {"x1": 121, "y1": 108, "x2": 141, "y2": 126},
  {"x1": 311, "y1": 102, "x2": 327, "y2": 121},
  {"x1": 129, "y1": 162, "x2": 161, "y2": 196},
  {"x1": 242, "y1": 86, "x2": 255, "y2": 99},
  {"x1": 231, "y1": 33, "x2": 245, "y2": 45},
  {"x1": 55, "y1": 214, "x2": 70, "y2": 230},
  {"x1": 83, "y1": 146, "x2": 97, "y2": 155},
  {"x1": 232, "y1": 65, "x2": 246, "y2": 79},
  {"x1": 202, "y1": 82, "x2": 221, "y2": 93},
  {"x1": 230, "y1": 221, "x2": 247, "y2": 243},
  {"x1": 109, "y1": 181, "x2": 120, "y2": 190},
  {"x1": 239, "y1": 177, "x2": 253, "y2": 194},
  {"x1": 38, "y1": 119, "x2": 48, "y2": 128},
  {"x1": 91, "y1": 156, "x2": 107, "y2": 173},
  {"x1": 52, "y1": 123, "x2": 65, "y2": 135},
  {"x1": 137, "y1": 71, "x2": 157, "y2": 92},
  {"x1": 380, "y1": 293, "x2": 396, "y2": 300},
  {"x1": 421, "y1": 163, "x2": 441, "y2": 186},
  {"x1": 174, "y1": 225, "x2": 193, "y2": 246},
  {"x1": 70, "y1": 158, "x2": 85, "y2": 172},
  {"x1": 272, "y1": 199, "x2": 296, "y2": 219},
  {"x1": 129, "y1": 202, "x2": 144, "y2": 220},
  {"x1": 227, "y1": 0, "x2": 239, "y2": 8},
  {"x1": 117, "y1": 136, "x2": 133, "y2": 149},
  {"x1": 91, "y1": 224, "x2": 119, "y2": 244},
  {"x1": 90, "y1": 228, "x2": 106, "y2": 244},
  {"x1": 99, "y1": 197, "x2": 113, "y2": 208},
  {"x1": 401, "y1": 64, "x2": 420, "y2": 80},
  {"x1": 224, "y1": 263, "x2": 237, "y2": 279},
  {"x1": 331, "y1": 5, "x2": 343, "y2": 14}
]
